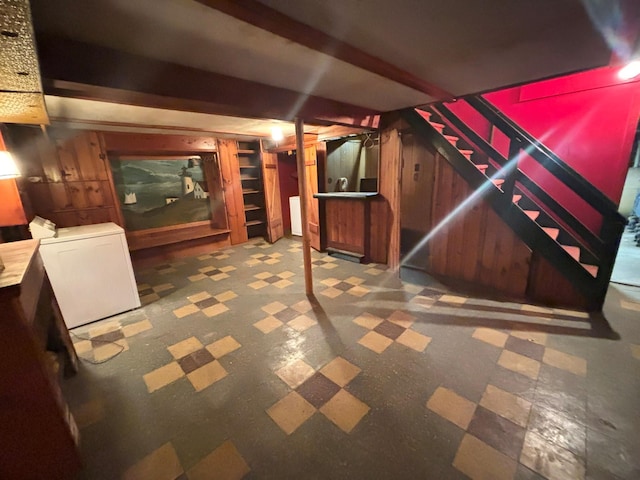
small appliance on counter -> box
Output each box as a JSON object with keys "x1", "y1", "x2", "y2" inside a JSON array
[{"x1": 30, "y1": 217, "x2": 141, "y2": 329}]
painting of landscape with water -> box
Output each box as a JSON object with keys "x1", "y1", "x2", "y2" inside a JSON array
[{"x1": 110, "y1": 157, "x2": 212, "y2": 231}]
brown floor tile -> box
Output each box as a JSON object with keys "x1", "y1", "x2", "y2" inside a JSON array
[
  {"x1": 479, "y1": 384, "x2": 532, "y2": 428},
  {"x1": 187, "y1": 360, "x2": 228, "y2": 392},
  {"x1": 122, "y1": 443, "x2": 183, "y2": 480},
  {"x1": 319, "y1": 357, "x2": 361, "y2": 387},
  {"x1": 426, "y1": 386, "x2": 476, "y2": 430},
  {"x1": 144, "y1": 362, "x2": 185, "y2": 393},
  {"x1": 498, "y1": 350, "x2": 541, "y2": 380},
  {"x1": 267, "y1": 392, "x2": 316, "y2": 435},
  {"x1": 467, "y1": 406, "x2": 525, "y2": 459},
  {"x1": 358, "y1": 331, "x2": 393, "y2": 353},
  {"x1": 187, "y1": 440, "x2": 250, "y2": 480},
  {"x1": 542, "y1": 348, "x2": 587, "y2": 377},
  {"x1": 374, "y1": 321, "x2": 406, "y2": 340},
  {"x1": 472, "y1": 327, "x2": 509, "y2": 348},
  {"x1": 276, "y1": 359, "x2": 316, "y2": 389},
  {"x1": 505, "y1": 336, "x2": 545, "y2": 362},
  {"x1": 178, "y1": 348, "x2": 215, "y2": 374},
  {"x1": 520, "y1": 431, "x2": 585, "y2": 480},
  {"x1": 453, "y1": 433, "x2": 517, "y2": 480},
  {"x1": 320, "y1": 389, "x2": 370, "y2": 433},
  {"x1": 296, "y1": 372, "x2": 341, "y2": 408}
]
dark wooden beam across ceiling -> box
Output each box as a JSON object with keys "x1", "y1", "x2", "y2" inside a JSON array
[
  {"x1": 197, "y1": 0, "x2": 453, "y2": 101},
  {"x1": 36, "y1": 35, "x2": 380, "y2": 128}
]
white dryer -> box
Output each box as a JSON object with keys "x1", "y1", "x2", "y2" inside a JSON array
[{"x1": 38, "y1": 223, "x2": 141, "y2": 329}]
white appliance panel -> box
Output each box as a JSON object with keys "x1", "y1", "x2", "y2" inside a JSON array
[{"x1": 289, "y1": 196, "x2": 302, "y2": 236}]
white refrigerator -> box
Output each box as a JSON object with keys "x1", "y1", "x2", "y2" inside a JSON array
[{"x1": 38, "y1": 223, "x2": 141, "y2": 329}]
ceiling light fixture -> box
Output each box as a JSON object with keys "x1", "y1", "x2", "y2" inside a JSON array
[
  {"x1": 618, "y1": 60, "x2": 640, "y2": 80},
  {"x1": 271, "y1": 126, "x2": 284, "y2": 142},
  {"x1": 0, "y1": 151, "x2": 20, "y2": 180}
]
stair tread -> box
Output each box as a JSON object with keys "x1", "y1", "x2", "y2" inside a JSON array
[
  {"x1": 542, "y1": 227, "x2": 560, "y2": 240},
  {"x1": 493, "y1": 179, "x2": 505, "y2": 185},
  {"x1": 581, "y1": 263, "x2": 599, "y2": 277},
  {"x1": 417, "y1": 109, "x2": 431, "y2": 121},
  {"x1": 512, "y1": 194, "x2": 522, "y2": 203},
  {"x1": 561, "y1": 244, "x2": 581, "y2": 261},
  {"x1": 524, "y1": 210, "x2": 540, "y2": 220}
]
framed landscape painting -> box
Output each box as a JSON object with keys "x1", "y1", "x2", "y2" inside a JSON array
[{"x1": 109, "y1": 156, "x2": 212, "y2": 231}]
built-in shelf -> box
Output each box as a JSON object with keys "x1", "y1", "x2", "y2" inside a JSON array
[
  {"x1": 241, "y1": 176, "x2": 259, "y2": 181},
  {"x1": 239, "y1": 165, "x2": 258, "y2": 169},
  {"x1": 245, "y1": 220, "x2": 264, "y2": 226},
  {"x1": 244, "y1": 205, "x2": 262, "y2": 211},
  {"x1": 237, "y1": 149, "x2": 257, "y2": 154},
  {"x1": 242, "y1": 189, "x2": 262, "y2": 194},
  {"x1": 238, "y1": 141, "x2": 266, "y2": 240}
]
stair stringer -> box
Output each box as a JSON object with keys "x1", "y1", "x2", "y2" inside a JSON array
[{"x1": 402, "y1": 108, "x2": 601, "y2": 310}]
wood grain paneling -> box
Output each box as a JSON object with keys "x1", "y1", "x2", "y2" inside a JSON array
[
  {"x1": 325, "y1": 198, "x2": 367, "y2": 255},
  {"x1": 126, "y1": 221, "x2": 230, "y2": 251},
  {"x1": 131, "y1": 233, "x2": 231, "y2": 269},
  {"x1": 527, "y1": 252, "x2": 589, "y2": 309},
  {"x1": 261, "y1": 150, "x2": 284, "y2": 243},
  {"x1": 368, "y1": 197, "x2": 389, "y2": 264},
  {"x1": 377, "y1": 125, "x2": 403, "y2": 269},
  {"x1": 217, "y1": 139, "x2": 248, "y2": 245},
  {"x1": 303, "y1": 145, "x2": 321, "y2": 251},
  {"x1": 102, "y1": 132, "x2": 217, "y2": 154}
]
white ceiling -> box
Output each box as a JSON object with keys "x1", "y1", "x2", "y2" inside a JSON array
[{"x1": 28, "y1": 0, "x2": 620, "y2": 135}]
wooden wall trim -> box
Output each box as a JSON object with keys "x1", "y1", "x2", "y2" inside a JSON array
[
  {"x1": 102, "y1": 132, "x2": 217, "y2": 154},
  {"x1": 378, "y1": 125, "x2": 403, "y2": 269},
  {"x1": 217, "y1": 139, "x2": 248, "y2": 245}
]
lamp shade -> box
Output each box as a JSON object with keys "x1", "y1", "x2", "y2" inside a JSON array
[{"x1": 0, "y1": 151, "x2": 20, "y2": 179}]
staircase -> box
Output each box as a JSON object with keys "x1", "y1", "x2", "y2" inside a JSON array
[{"x1": 402, "y1": 97, "x2": 626, "y2": 310}]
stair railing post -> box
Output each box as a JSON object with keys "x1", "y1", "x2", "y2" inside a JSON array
[{"x1": 502, "y1": 136, "x2": 521, "y2": 206}]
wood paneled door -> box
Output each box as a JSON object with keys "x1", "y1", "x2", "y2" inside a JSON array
[
  {"x1": 303, "y1": 144, "x2": 321, "y2": 251},
  {"x1": 261, "y1": 149, "x2": 284, "y2": 243}
]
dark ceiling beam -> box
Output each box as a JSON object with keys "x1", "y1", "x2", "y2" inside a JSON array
[
  {"x1": 196, "y1": 0, "x2": 453, "y2": 100},
  {"x1": 36, "y1": 35, "x2": 380, "y2": 128}
]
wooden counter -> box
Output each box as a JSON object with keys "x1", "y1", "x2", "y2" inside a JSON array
[
  {"x1": 0, "y1": 240, "x2": 81, "y2": 479},
  {"x1": 314, "y1": 193, "x2": 378, "y2": 262}
]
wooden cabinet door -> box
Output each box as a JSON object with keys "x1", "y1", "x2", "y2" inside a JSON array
[
  {"x1": 261, "y1": 151, "x2": 284, "y2": 243},
  {"x1": 304, "y1": 145, "x2": 321, "y2": 251}
]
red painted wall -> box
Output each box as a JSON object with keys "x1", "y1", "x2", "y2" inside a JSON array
[
  {"x1": 0, "y1": 131, "x2": 27, "y2": 227},
  {"x1": 454, "y1": 66, "x2": 640, "y2": 232},
  {"x1": 277, "y1": 152, "x2": 299, "y2": 234}
]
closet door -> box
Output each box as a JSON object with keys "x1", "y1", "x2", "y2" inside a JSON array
[
  {"x1": 261, "y1": 150, "x2": 284, "y2": 243},
  {"x1": 304, "y1": 145, "x2": 321, "y2": 251}
]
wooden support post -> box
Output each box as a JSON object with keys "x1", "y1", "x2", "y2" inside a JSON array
[{"x1": 295, "y1": 117, "x2": 313, "y2": 295}]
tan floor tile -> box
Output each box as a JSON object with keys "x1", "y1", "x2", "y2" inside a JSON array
[
  {"x1": 403, "y1": 283, "x2": 424, "y2": 294},
  {"x1": 365, "y1": 268, "x2": 383, "y2": 276},
  {"x1": 207, "y1": 336, "x2": 241, "y2": 358},
  {"x1": 631, "y1": 344, "x2": 640, "y2": 360},
  {"x1": 542, "y1": 348, "x2": 587, "y2": 377},
  {"x1": 273, "y1": 279, "x2": 294, "y2": 289},
  {"x1": 275, "y1": 359, "x2": 315, "y2": 388},
  {"x1": 453, "y1": 434, "x2": 517, "y2": 480},
  {"x1": 245, "y1": 259, "x2": 261, "y2": 267},
  {"x1": 498, "y1": 350, "x2": 541, "y2": 380},
  {"x1": 187, "y1": 440, "x2": 250, "y2": 480},
  {"x1": 411, "y1": 295, "x2": 436, "y2": 308},
  {"x1": 520, "y1": 431, "x2": 585, "y2": 480},
  {"x1": 480, "y1": 384, "x2": 532, "y2": 428},
  {"x1": 255, "y1": 271, "x2": 272, "y2": 279},
  {"x1": 267, "y1": 391, "x2": 316, "y2": 434},
  {"x1": 348, "y1": 285, "x2": 370, "y2": 297},
  {"x1": 426, "y1": 386, "x2": 476, "y2": 429},
  {"x1": 187, "y1": 361, "x2": 228, "y2": 391},
  {"x1": 93, "y1": 339, "x2": 129, "y2": 362},
  {"x1": 88, "y1": 321, "x2": 120, "y2": 338},
  {"x1": 358, "y1": 331, "x2": 393, "y2": 353},
  {"x1": 137, "y1": 283, "x2": 151, "y2": 291},
  {"x1": 320, "y1": 357, "x2": 361, "y2": 387},
  {"x1": 320, "y1": 287, "x2": 343, "y2": 298},
  {"x1": 439, "y1": 294, "x2": 467, "y2": 304},
  {"x1": 215, "y1": 290, "x2": 238, "y2": 302},
  {"x1": 73, "y1": 399, "x2": 105, "y2": 429},
  {"x1": 271, "y1": 252, "x2": 283, "y2": 257},
  {"x1": 620, "y1": 299, "x2": 640, "y2": 311},
  {"x1": 143, "y1": 362, "x2": 185, "y2": 393},
  {"x1": 278, "y1": 270, "x2": 295, "y2": 279},
  {"x1": 320, "y1": 389, "x2": 370, "y2": 433},
  {"x1": 219, "y1": 265, "x2": 236, "y2": 273},
  {"x1": 345, "y1": 276, "x2": 365, "y2": 285},
  {"x1": 396, "y1": 329, "x2": 431, "y2": 352},
  {"x1": 168, "y1": 337, "x2": 204, "y2": 359},
  {"x1": 153, "y1": 283, "x2": 174, "y2": 293},
  {"x1": 251, "y1": 253, "x2": 265, "y2": 259},
  {"x1": 198, "y1": 266, "x2": 216, "y2": 273},
  {"x1": 73, "y1": 340, "x2": 93, "y2": 355},
  {"x1": 188, "y1": 273, "x2": 207, "y2": 282},
  {"x1": 511, "y1": 330, "x2": 548, "y2": 346},
  {"x1": 288, "y1": 315, "x2": 317, "y2": 331},
  {"x1": 187, "y1": 292, "x2": 211, "y2": 303},
  {"x1": 141, "y1": 292, "x2": 161, "y2": 305},
  {"x1": 173, "y1": 304, "x2": 200, "y2": 318},
  {"x1": 248, "y1": 280, "x2": 268, "y2": 289},
  {"x1": 521, "y1": 304, "x2": 553, "y2": 315},
  {"x1": 254, "y1": 316, "x2": 284, "y2": 334},
  {"x1": 472, "y1": 327, "x2": 509, "y2": 348},
  {"x1": 322, "y1": 263, "x2": 338, "y2": 270},
  {"x1": 553, "y1": 308, "x2": 590, "y2": 319},
  {"x1": 210, "y1": 273, "x2": 230, "y2": 281},
  {"x1": 291, "y1": 300, "x2": 312, "y2": 313},
  {"x1": 197, "y1": 254, "x2": 212, "y2": 260},
  {"x1": 202, "y1": 303, "x2": 230, "y2": 317},
  {"x1": 276, "y1": 358, "x2": 316, "y2": 389},
  {"x1": 265, "y1": 258, "x2": 280, "y2": 265},
  {"x1": 122, "y1": 442, "x2": 183, "y2": 480},
  {"x1": 320, "y1": 277, "x2": 340, "y2": 286},
  {"x1": 262, "y1": 301, "x2": 287, "y2": 315},
  {"x1": 387, "y1": 310, "x2": 416, "y2": 328},
  {"x1": 353, "y1": 312, "x2": 384, "y2": 330},
  {"x1": 122, "y1": 319, "x2": 152, "y2": 338}
]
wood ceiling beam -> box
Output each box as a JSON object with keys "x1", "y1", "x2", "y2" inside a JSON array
[
  {"x1": 37, "y1": 35, "x2": 379, "y2": 128},
  {"x1": 196, "y1": 0, "x2": 453, "y2": 100}
]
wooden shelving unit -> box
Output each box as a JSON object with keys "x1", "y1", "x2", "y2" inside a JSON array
[{"x1": 238, "y1": 141, "x2": 266, "y2": 238}]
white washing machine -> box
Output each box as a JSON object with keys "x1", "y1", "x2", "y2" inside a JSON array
[{"x1": 38, "y1": 223, "x2": 141, "y2": 329}]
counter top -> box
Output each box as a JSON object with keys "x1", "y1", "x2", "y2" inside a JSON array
[
  {"x1": 0, "y1": 239, "x2": 40, "y2": 291},
  {"x1": 313, "y1": 192, "x2": 378, "y2": 199}
]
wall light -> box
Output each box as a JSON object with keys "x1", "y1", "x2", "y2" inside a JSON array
[
  {"x1": 271, "y1": 126, "x2": 284, "y2": 143},
  {"x1": 0, "y1": 151, "x2": 20, "y2": 179},
  {"x1": 618, "y1": 60, "x2": 640, "y2": 80}
]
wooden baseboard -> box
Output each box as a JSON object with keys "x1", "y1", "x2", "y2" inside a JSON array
[{"x1": 131, "y1": 233, "x2": 231, "y2": 269}]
